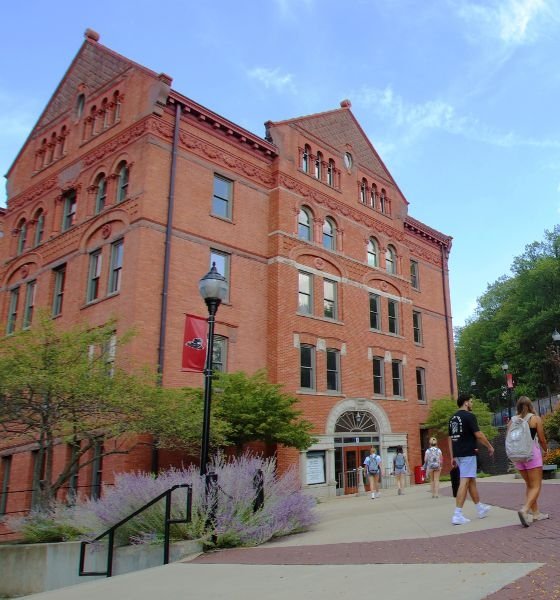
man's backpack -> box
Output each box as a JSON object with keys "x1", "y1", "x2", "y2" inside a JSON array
[
  {"x1": 505, "y1": 414, "x2": 534, "y2": 462},
  {"x1": 394, "y1": 454, "x2": 405, "y2": 470},
  {"x1": 426, "y1": 447, "x2": 440, "y2": 470},
  {"x1": 367, "y1": 454, "x2": 380, "y2": 474}
]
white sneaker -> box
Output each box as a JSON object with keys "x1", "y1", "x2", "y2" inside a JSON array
[
  {"x1": 452, "y1": 514, "x2": 471, "y2": 525},
  {"x1": 371, "y1": 493, "x2": 375, "y2": 499},
  {"x1": 477, "y1": 504, "x2": 491, "y2": 519}
]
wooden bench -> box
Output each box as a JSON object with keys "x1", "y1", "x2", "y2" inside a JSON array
[{"x1": 543, "y1": 464, "x2": 557, "y2": 480}]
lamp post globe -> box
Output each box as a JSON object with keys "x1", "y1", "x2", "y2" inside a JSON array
[
  {"x1": 198, "y1": 263, "x2": 229, "y2": 476},
  {"x1": 552, "y1": 329, "x2": 560, "y2": 344}
]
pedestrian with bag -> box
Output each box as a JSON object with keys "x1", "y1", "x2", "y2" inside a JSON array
[
  {"x1": 393, "y1": 446, "x2": 409, "y2": 495},
  {"x1": 448, "y1": 392, "x2": 494, "y2": 525},
  {"x1": 506, "y1": 396, "x2": 548, "y2": 527},
  {"x1": 423, "y1": 437, "x2": 443, "y2": 498},
  {"x1": 364, "y1": 447, "x2": 383, "y2": 499}
]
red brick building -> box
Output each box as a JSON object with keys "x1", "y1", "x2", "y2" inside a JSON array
[{"x1": 0, "y1": 30, "x2": 455, "y2": 519}]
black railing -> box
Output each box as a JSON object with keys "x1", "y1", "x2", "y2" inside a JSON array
[{"x1": 79, "y1": 483, "x2": 191, "y2": 578}]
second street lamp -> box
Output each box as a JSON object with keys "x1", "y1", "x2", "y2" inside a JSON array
[
  {"x1": 198, "y1": 263, "x2": 229, "y2": 476},
  {"x1": 501, "y1": 361, "x2": 511, "y2": 419}
]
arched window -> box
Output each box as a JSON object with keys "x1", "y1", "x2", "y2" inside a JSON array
[
  {"x1": 116, "y1": 162, "x2": 129, "y2": 203},
  {"x1": 95, "y1": 174, "x2": 107, "y2": 214},
  {"x1": 315, "y1": 151, "x2": 323, "y2": 180},
  {"x1": 360, "y1": 178, "x2": 368, "y2": 204},
  {"x1": 59, "y1": 126, "x2": 67, "y2": 157},
  {"x1": 380, "y1": 189, "x2": 386, "y2": 213},
  {"x1": 17, "y1": 219, "x2": 27, "y2": 255},
  {"x1": 386, "y1": 245, "x2": 397, "y2": 274},
  {"x1": 323, "y1": 217, "x2": 336, "y2": 250},
  {"x1": 327, "y1": 159, "x2": 335, "y2": 187},
  {"x1": 40, "y1": 139, "x2": 47, "y2": 168},
  {"x1": 298, "y1": 206, "x2": 312, "y2": 241},
  {"x1": 302, "y1": 145, "x2": 310, "y2": 173},
  {"x1": 102, "y1": 98, "x2": 109, "y2": 129},
  {"x1": 90, "y1": 105, "x2": 97, "y2": 137},
  {"x1": 75, "y1": 94, "x2": 85, "y2": 119},
  {"x1": 371, "y1": 185, "x2": 377, "y2": 209},
  {"x1": 47, "y1": 132, "x2": 56, "y2": 164},
  {"x1": 367, "y1": 238, "x2": 378, "y2": 267},
  {"x1": 34, "y1": 210, "x2": 44, "y2": 247},
  {"x1": 113, "y1": 91, "x2": 121, "y2": 123}
]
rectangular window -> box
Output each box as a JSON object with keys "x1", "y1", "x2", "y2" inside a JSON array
[
  {"x1": 108, "y1": 240, "x2": 124, "y2": 294},
  {"x1": 298, "y1": 271, "x2": 313, "y2": 314},
  {"x1": 52, "y1": 265, "x2": 66, "y2": 317},
  {"x1": 62, "y1": 190, "x2": 77, "y2": 231},
  {"x1": 87, "y1": 250, "x2": 102, "y2": 303},
  {"x1": 413, "y1": 310, "x2": 422, "y2": 344},
  {"x1": 392, "y1": 360, "x2": 403, "y2": 397},
  {"x1": 212, "y1": 174, "x2": 233, "y2": 219},
  {"x1": 323, "y1": 279, "x2": 337, "y2": 319},
  {"x1": 369, "y1": 294, "x2": 380, "y2": 330},
  {"x1": 326, "y1": 348, "x2": 340, "y2": 392},
  {"x1": 373, "y1": 356, "x2": 384, "y2": 395},
  {"x1": 212, "y1": 335, "x2": 227, "y2": 373},
  {"x1": 411, "y1": 260, "x2": 419, "y2": 289},
  {"x1": 23, "y1": 280, "x2": 36, "y2": 329},
  {"x1": 210, "y1": 249, "x2": 230, "y2": 302},
  {"x1": 31, "y1": 450, "x2": 46, "y2": 510},
  {"x1": 103, "y1": 334, "x2": 117, "y2": 377},
  {"x1": 6, "y1": 287, "x2": 19, "y2": 334},
  {"x1": 300, "y1": 344, "x2": 315, "y2": 390},
  {"x1": 416, "y1": 367, "x2": 426, "y2": 402},
  {"x1": 0, "y1": 456, "x2": 12, "y2": 516},
  {"x1": 388, "y1": 299, "x2": 399, "y2": 335}
]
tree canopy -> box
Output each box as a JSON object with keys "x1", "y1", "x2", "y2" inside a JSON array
[{"x1": 455, "y1": 226, "x2": 560, "y2": 408}]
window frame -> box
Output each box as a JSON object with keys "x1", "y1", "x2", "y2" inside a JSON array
[
  {"x1": 95, "y1": 174, "x2": 107, "y2": 214},
  {"x1": 385, "y1": 245, "x2": 396, "y2": 274},
  {"x1": 212, "y1": 174, "x2": 233, "y2": 220},
  {"x1": 87, "y1": 249, "x2": 103, "y2": 303},
  {"x1": 413, "y1": 310, "x2": 423, "y2": 344},
  {"x1": 369, "y1": 293, "x2": 381, "y2": 330},
  {"x1": 108, "y1": 239, "x2": 124, "y2": 295},
  {"x1": 323, "y1": 278, "x2": 338, "y2": 320},
  {"x1": 116, "y1": 163, "x2": 129, "y2": 203},
  {"x1": 0, "y1": 455, "x2": 12, "y2": 516},
  {"x1": 302, "y1": 145, "x2": 310, "y2": 173},
  {"x1": 23, "y1": 280, "x2": 36, "y2": 330},
  {"x1": 209, "y1": 249, "x2": 230, "y2": 302},
  {"x1": 62, "y1": 190, "x2": 77, "y2": 231},
  {"x1": 416, "y1": 367, "x2": 426, "y2": 402},
  {"x1": 410, "y1": 259, "x2": 419, "y2": 290},
  {"x1": 392, "y1": 359, "x2": 403, "y2": 398},
  {"x1": 6, "y1": 287, "x2": 19, "y2": 335},
  {"x1": 315, "y1": 151, "x2": 323, "y2": 180},
  {"x1": 327, "y1": 159, "x2": 335, "y2": 186},
  {"x1": 367, "y1": 238, "x2": 378, "y2": 267},
  {"x1": 300, "y1": 344, "x2": 315, "y2": 390},
  {"x1": 388, "y1": 299, "x2": 399, "y2": 335},
  {"x1": 373, "y1": 356, "x2": 385, "y2": 396},
  {"x1": 322, "y1": 218, "x2": 336, "y2": 250},
  {"x1": 298, "y1": 271, "x2": 313, "y2": 315},
  {"x1": 326, "y1": 348, "x2": 341, "y2": 392},
  {"x1": 34, "y1": 211, "x2": 45, "y2": 247},
  {"x1": 212, "y1": 335, "x2": 228, "y2": 373},
  {"x1": 17, "y1": 221, "x2": 27, "y2": 255},
  {"x1": 298, "y1": 207, "x2": 312, "y2": 241},
  {"x1": 52, "y1": 265, "x2": 66, "y2": 317}
]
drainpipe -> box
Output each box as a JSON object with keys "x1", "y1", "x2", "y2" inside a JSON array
[
  {"x1": 153, "y1": 100, "x2": 182, "y2": 473},
  {"x1": 441, "y1": 244, "x2": 455, "y2": 396}
]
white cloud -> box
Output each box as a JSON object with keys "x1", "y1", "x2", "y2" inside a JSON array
[
  {"x1": 354, "y1": 84, "x2": 560, "y2": 149},
  {"x1": 247, "y1": 67, "x2": 297, "y2": 94},
  {"x1": 273, "y1": 0, "x2": 314, "y2": 20},
  {"x1": 456, "y1": 0, "x2": 552, "y2": 45}
]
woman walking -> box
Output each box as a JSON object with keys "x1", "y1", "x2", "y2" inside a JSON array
[
  {"x1": 393, "y1": 445, "x2": 409, "y2": 495},
  {"x1": 424, "y1": 437, "x2": 443, "y2": 498},
  {"x1": 509, "y1": 396, "x2": 548, "y2": 527}
]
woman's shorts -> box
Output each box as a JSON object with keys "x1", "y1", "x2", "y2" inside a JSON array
[
  {"x1": 456, "y1": 455, "x2": 477, "y2": 478},
  {"x1": 514, "y1": 442, "x2": 543, "y2": 471},
  {"x1": 394, "y1": 467, "x2": 406, "y2": 475}
]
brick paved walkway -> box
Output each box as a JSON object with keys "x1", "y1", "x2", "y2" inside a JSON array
[{"x1": 193, "y1": 483, "x2": 560, "y2": 599}]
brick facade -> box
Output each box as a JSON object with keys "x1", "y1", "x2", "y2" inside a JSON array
[{"x1": 0, "y1": 30, "x2": 456, "y2": 528}]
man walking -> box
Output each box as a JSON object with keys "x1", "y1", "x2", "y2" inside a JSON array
[{"x1": 448, "y1": 392, "x2": 494, "y2": 525}]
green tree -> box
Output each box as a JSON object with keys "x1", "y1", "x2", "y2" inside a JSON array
[
  {"x1": 213, "y1": 370, "x2": 315, "y2": 453},
  {"x1": 425, "y1": 396, "x2": 497, "y2": 440},
  {"x1": 543, "y1": 408, "x2": 560, "y2": 444},
  {"x1": 0, "y1": 314, "x2": 165, "y2": 509}
]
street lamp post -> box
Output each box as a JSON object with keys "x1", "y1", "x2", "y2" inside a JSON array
[
  {"x1": 198, "y1": 263, "x2": 229, "y2": 476},
  {"x1": 550, "y1": 330, "x2": 560, "y2": 412},
  {"x1": 501, "y1": 361, "x2": 511, "y2": 419}
]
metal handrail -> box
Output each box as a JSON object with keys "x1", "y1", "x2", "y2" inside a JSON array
[{"x1": 79, "y1": 483, "x2": 192, "y2": 578}]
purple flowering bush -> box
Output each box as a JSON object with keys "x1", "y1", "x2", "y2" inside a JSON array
[{"x1": 10, "y1": 453, "x2": 317, "y2": 548}]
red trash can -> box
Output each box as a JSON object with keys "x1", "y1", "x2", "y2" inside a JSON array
[{"x1": 414, "y1": 465, "x2": 425, "y2": 484}]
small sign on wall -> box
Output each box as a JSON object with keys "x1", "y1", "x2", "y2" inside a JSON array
[{"x1": 306, "y1": 451, "x2": 326, "y2": 485}]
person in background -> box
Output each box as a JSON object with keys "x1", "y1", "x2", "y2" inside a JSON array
[
  {"x1": 423, "y1": 437, "x2": 443, "y2": 498},
  {"x1": 363, "y1": 447, "x2": 383, "y2": 499},
  {"x1": 448, "y1": 392, "x2": 494, "y2": 525},
  {"x1": 393, "y1": 445, "x2": 409, "y2": 495},
  {"x1": 508, "y1": 396, "x2": 548, "y2": 527}
]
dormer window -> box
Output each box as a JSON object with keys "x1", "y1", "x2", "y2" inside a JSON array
[
  {"x1": 315, "y1": 152, "x2": 323, "y2": 180},
  {"x1": 302, "y1": 145, "x2": 310, "y2": 173},
  {"x1": 75, "y1": 94, "x2": 85, "y2": 119}
]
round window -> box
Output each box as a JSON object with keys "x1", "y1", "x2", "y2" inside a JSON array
[{"x1": 344, "y1": 152, "x2": 353, "y2": 169}]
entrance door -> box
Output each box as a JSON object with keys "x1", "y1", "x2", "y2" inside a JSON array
[{"x1": 343, "y1": 447, "x2": 360, "y2": 494}]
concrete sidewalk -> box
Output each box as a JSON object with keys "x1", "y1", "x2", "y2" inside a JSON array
[{"x1": 20, "y1": 475, "x2": 558, "y2": 600}]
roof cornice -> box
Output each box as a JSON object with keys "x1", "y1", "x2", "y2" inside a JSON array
[{"x1": 405, "y1": 215, "x2": 452, "y2": 248}]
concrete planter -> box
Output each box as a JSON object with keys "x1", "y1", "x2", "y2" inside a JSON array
[{"x1": 0, "y1": 538, "x2": 202, "y2": 597}]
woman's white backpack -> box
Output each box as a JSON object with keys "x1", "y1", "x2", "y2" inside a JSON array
[{"x1": 505, "y1": 414, "x2": 534, "y2": 462}]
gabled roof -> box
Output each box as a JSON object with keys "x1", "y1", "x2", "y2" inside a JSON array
[{"x1": 268, "y1": 101, "x2": 408, "y2": 205}]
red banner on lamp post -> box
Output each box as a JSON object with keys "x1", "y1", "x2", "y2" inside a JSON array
[
  {"x1": 506, "y1": 373, "x2": 514, "y2": 389},
  {"x1": 181, "y1": 314, "x2": 208, "y2": 372}
]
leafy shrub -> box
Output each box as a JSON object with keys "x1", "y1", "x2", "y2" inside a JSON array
[
  {"x1": 543, "y1": 448, "x2": 560, "y2": 467},
  {"x1": 10, "y1": 453, "x2": 317, "y2": 549}
]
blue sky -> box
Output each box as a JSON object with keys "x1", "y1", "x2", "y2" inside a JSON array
[{"x1": 1, "y1": 0, "x2": 559, "y2": 328}]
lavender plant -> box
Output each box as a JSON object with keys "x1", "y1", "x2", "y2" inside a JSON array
[{"x1": 10, "y1": 453, "x2": 317, "y2": 549}]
